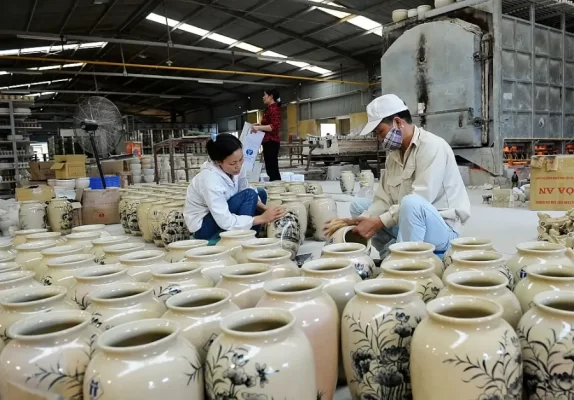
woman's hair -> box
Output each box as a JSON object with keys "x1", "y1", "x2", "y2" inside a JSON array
[
  {"x1": 265, "y1": 88, "x2": 282, "y2": 106},
  {"x1": 206, "y1": 133, "x2": 243, "y2": 162}
]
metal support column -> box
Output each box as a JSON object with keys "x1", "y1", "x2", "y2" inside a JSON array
[{"x1": 8, "y1": 101, "x2": 19, "y2": 184}]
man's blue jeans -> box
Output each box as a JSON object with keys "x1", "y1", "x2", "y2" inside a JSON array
[
  {"x1": 350, "y1": 194, "x2": 459, "y2": 259},
  {"x1": 194, "y1": 188, "x2": 267, "y2": 241}
]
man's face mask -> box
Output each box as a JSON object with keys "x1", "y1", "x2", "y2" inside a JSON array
[{"x1": 380, "y1": 120, "x2": 403, "y2": 151}]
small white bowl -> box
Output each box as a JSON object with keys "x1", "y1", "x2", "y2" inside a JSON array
[
  {"x1": 55, "y1": 179, "x2": 76, "y2": 189},
  {"x1": 130, "y1": 164, "x2": 142, "y2": 171},
  {"x1": 75, "y1": 177, "x2": 90, "y2": 189},
  {"x1": 143, "y1": 176, "x2": 155, "y2": 183},
  {"x1": 392, "y1": 9, "x2": 408, "y2": 22},
  {"x1": 408, "y1": 8, "x2": 418, "y2": 17},
  {"x1": 417, "y1": 4, "x2": 432, "y2": 14},
  {"x1": 143, "y1": 169, "x2": 155, "y2": 176}
]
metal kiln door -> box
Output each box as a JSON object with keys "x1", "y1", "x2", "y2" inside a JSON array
[{"x1": 381, "y1": 20, "x2": 483, "y2": 148}]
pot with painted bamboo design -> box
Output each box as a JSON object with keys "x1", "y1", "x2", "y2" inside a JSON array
[
  {"x1": 149, "y1": 262, "x2": 213, "y2": 303},
  {"x1": 40, "y1": 253, "x2": 97, "y2": 288},
  {"x1": 0, "y1": 270, "x2": 41, "y2": 295},
  {"x1": 443, "y1": 250, "x2": 515, "y2": 290},
  {"x1": 378, "y1": 259, "x2": 443, "y2": 303},
  {"x1": 507, "y1": 241, "x2": 574, "y2": 283},
  {"x1": 119, "y1": 250, "x2": 166, "y2": 282},
  {"x1": 101, "y1": 242, "x2": 145, "y2": 265},
  {"x1": 184, "y1": 246, "x2": 236, "y2": 285},
  {"x1": 218, "y1": 229, "x2": 257, "y2": 258},
  {"x1": 46, "y1": 198, "x2": 74, "y2": 234},
  {"x1": 12, "y1": 229, "x2": 47, "y2": 247},
  {"x1": 69, "y1": 264, "x2": 135, "y2": 309},
  {"x1": 513, "y1": 263, "x2": 574, "y2": 312},
  {"x1": 236, "y1": 238, "x2": 281, "y2": 264},
  {"x1": 247, "y1": 249, "x2": 299, "y2": 279},
  {"x1": 165, "y1": 239, "x2": 208, "y2": 263},
  {"x1": 443, "y1": 237, "x2": 494, "y2": 271},
  {"x1": 14, "y1": 240, "x2": 58, "y2": 280},
  {"x1": 384, "y1": 241, "x2": 444, "y2": 278},
  {"x1": 90, "y1": 235, "x2": 129, "y2": 264},
  {"x1": 215, "y1": 263, "x2": 273, "y2": 309},
  {"x1": 321, "y1": 243, "x2": 375, "y2": 280}
]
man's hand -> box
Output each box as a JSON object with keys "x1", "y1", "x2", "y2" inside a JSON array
[
  {"x1": 323, "y1": 217, "x2": 358, "y2": 237},
  {"x1": 353, "y1": 217, "x2": 384, "y2": 240},
  {"x1": 254, "y1": 207, "x2": 285, "y2": 226}
]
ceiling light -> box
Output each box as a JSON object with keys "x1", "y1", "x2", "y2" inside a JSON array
[
  {"x1": 234, "y1": 42, "x2": 262, "y2": 53},
  {"x1": 310, "y1": 1, "x2": 384, "y2": 38},
  {"x1": 0, "y1": 43, "x2": 106, "y2": 56},
  {"x1": 197, "y1": 79, "x2": 224, "y2": 84},
  {"x1": 29, "y1": 92, "x2": 56, "y2": 97},
  {"x1": 159, "y1": 95, "x2": 181, "y2": 99},
  {"x1": 287, "y1": 61, "x2": 310, "y2": 68},
  {"x1": 208, "y1": 33, "x2": 236, "y2": 45},
  {"x1": 0, "y1": 79, "x2": 70, "y2": 90},
  {"x1": 348, "y1": 15, "x2": 381, "y2": 31},
  {"x1": 305, "y1": 66, "x2": 331, "y2": 74},
  {"x1": 261, "y1": 51, "x2": 287, "y2": 59},
  {"x1": 27, "y1": 63, "x2": 85, "y2": 71}
]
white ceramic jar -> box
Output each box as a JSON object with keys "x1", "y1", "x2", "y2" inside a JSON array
[
  {"x1": 38, "y1": 244, "x2": 86, "y2": 279},
  {"x1": 69, "y1": 264, "x2": 135, "y2": 309},
  {"x1": 90, "y1": 235, "x2": 129, "y2": 264},
  {"x1": 247, "y1": 249, "x2": 300, "y2": 279},
  {"x1": 322, "y1": 243, "x2": 375, "y2": 280},
  {"x1": 12, "y1": 228, "x2": 47, "y2": 247},
  {"x1": 383, "y1": 241, "x2": 444, "y2": 278},
  {"x1": 218, "y1": 229, "x2": 257, "y2": 258},
  {"x1": 149, "y1": 262, "x2": 213, "y2": 303},
  {"x1": 378, "y1": 259, "x2": 444, "y2": 303},
  {"x1": 165, "y1": 239, "x2": 208, "y2": 263},
  {"x1": 72, "y1": 224, "x2": 110, "y2": 237},
  {"x1": 513, "y1": 264, "x2": 574, "y2": 312},
  {"x1": 46, "y1": 198, "x2": 74, "y2": 234},
  {"x1": 236, "y1": 238, "x2": 281, "y2": 263},
  {"x1": 101, "y1": 242, "x2": 146, "y2": 265},
  {"x1": 119, "y1": 250, "x2": 166, "y2": 282},
  {"x1": 15, "y1": 240, "x2": 58, "y2": 280},
  {"x1": 25, "y1": 231, "x2": 65, "y2": 244},
  {"x1": 65, "y1": 231, "x2": 102, "y2": 252},
  {"x1": 216, "y1": 263, "x2": 273, "y2": 309},
  {"x1": 184, "y1": 246, "x2": 237, "y2": 284},
  {"x1": 0, "y1": 270, "x2": 41, "y2": 295},
  {"x1": 507, "y1": 241, "x2": 574, "y2": 283},
  {"x1": 40, "y1": 253, "x2": 97, "y2": 288},
  {"x1": 309, "y1": 195, "x2": 337, "y2": 241},
  {"x1": 18, "y1": 201, "x2": 46, "y2": 230}
]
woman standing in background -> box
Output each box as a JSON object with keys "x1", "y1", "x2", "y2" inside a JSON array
[{"x1": 252, "y1": 88, "x2": 282, "y2": 181}]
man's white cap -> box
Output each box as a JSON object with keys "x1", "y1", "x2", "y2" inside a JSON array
[{"x1": 359, "y1": 94, "x2": 409, "y2": 136}]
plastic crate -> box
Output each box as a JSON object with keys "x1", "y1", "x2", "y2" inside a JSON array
[{"x1": 90, "y1": 175, "x2": 121, "y2": 189}]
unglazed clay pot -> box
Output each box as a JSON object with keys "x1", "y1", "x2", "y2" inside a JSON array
[
  {"x1": 86, "y1": 282, "x2": 166, "y2": 331},
  {"x1": 90, "y1": 235, "x2": 129, "y2": 264},
  {"x1": 443, "y1": 237, "x2": 494, "y2": 271},
  {"x1": 0, "y1": 286, "x2": 78, "y2": 346},
  {"x1": 216, "y1": 263, "x2": 273, "y2": 309},
  {"x1": 136, "y1": 198, "x2": 158, "y2": 242},
  {"x1": 257, "y1": 277, "x2": 338, "y2": 400},
  {"x1": 0, "y1": 270, "x2": 41, "y2": 295},
  {"x1": 162, "y1": 288, "x2": 239, "y2": 363},
  {"x1": 309, "y1": 194, "x2": 337, "y2": 241},
  {"x1": 327, "y1": 226, "x2": 372, "y2": 254},
  {"x1": 410, "y1": 296, "x2": 522, "y2": 400},
  {"x1": 384, "y1": 241, "x2": 444, "y2": 278},
  {"x1": 165, "y1": 239, "x2": 208, "y2": 263},
  {"x1": 341, "y1": 279, "x2": 426, "y2": 400},
  {"x1": 159, "y1": 201, "x2": 190, "y2": 246},
  {"x1": 0, "y1": 310, "x2": 99, "y2": 399},
  {"x1": 340, "y1": 171, "x2": 355, "y2": 194},
  {"x1": 65, "y1": 231, "x2": 101, "y2": 252},
  {"x1": 18, "y1": 201, "x2": 46, "y2": 230},
  {"x1": 378, "y1": 259, "x2": 444, "y2": 303},
  {"x1": 83, "y1": 318, "x2": 204, "y2": 400},
  {"x1": 438, "y1": 270, "x2": 522, "y2": 328},
  {"x1": 443, "y1": 250, "x2": 515, "y2": 290},
  {"x1": 236, "y1": 238, "x2": 281, "y2": 264},
  {"x1": 46, "y1": 198, "x2": 73, "y2": 234},
  {"x1": 507, "y1": 241, "x2": 574, "y2": 282},
  {"x1": 12, "y1": 228, "x2": 47, "y2": 247},
  {"x1": 513, "y1": 264, "x2": 574, "y2": 312},
  {"x1": 119, "y1": 250, "x2": 166, "y2": 282},
  {"x1": 206, "y1": 307, "x2": 317, "y2": 400},
  {"x1": 218, "y1": 229, "x2": 257, "y2": 258},
  {"x1": 247, "y1": 249, "x2": 300, "y2": 279},
  {"x1": 15, "y1": 240, "x2": 58, "y2": 280},
  {"x1": 266, "y1": 208, "x2": 301, "y2": 259},
  {"x1": 184, "y1": 246, "x2": 237, "y2": 284},
  {"x1": 321, "y1": 243, "x2": 375, "y2": 280},
  {"x1": 69, "y1": 264, "x2": 135, "y2": 309},
  {"x1": 40, "y1": 253, "x2": 96, "y2": 288},
  {"x1": 148, "y1": 200, "x2": 171, "y2": 246},
  {"x1": 149, "y1": 262, "x2": 213, "y2": 303},
  {"x1": 25, "y1": 231, "x2": 65, "y2": 245},
  {"x1": 101, "y1": 242, "x2": 146, "y2": 265},
  {"x1": 71, "y1": 224, "x2": 110, "y2": 237},
  {"x1": 517, "y1": 291, "x2": 574, "y2": 399}
]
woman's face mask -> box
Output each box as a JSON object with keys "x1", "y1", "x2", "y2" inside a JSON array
[{"x1": 381, "y1": 121, "x2": 403, "y2": 151}]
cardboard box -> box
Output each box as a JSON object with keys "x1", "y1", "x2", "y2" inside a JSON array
[
  {"x1": 51, "y1": 155, "x2": 87, "y2": 179},
  {"x1": 81, "y1": 188, "x2": 120, "y2": 225},
  {"x1": 530, "y1": 155, "x2": 574, "y2": 210},
  {"x1": 126, "y1": 142, "x2": 142, "y2": 157},
  {"x1": 88, "y1": 160, "x2": 129, "y2": 177},
  {"x1": 29, "y1": 162, "x2": 55, "y2": 181},
  {"x1": 16, "y1": 185, "x2": 55, "y2": 202}
]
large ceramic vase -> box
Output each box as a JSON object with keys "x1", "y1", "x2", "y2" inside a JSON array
[
  {"x1": 247, "y1": 249, "x2": 300, "y2": 279},
  {"x1": 205, "y1": 307, "x2": 317, "y2": 400},
  {"x1": 40, "y1": 253, "x2": 96, "y2": 288},
  {"x1": 165, "y1": 239, "x2": 208, "y2": 263},
  {"x1": 236, "y1": 238, "x2": 281, "y2": 264},
  {"x1": 86, "y1": 282, "x2": 166, "y2": 331},
  {"x1": 340, "y1": 171, "x2": 355, "y2": 194},
  {"x1": 322, "y1": 243, "x2": 375, "y2": 280},
  {"x1": 266, "y1": 207, "x2": 301, "y2": 259},
  {"x1": 0, "y1": 310, "x2": 100, "y2": 400},
  {"x1": 119, "y1": 195, "x2": 142, "y2": 234},
  {"x1": 148, "y1": 200, "x2": 171, "y2": 246},
  {"x1": 517, "y1": 290, "x2": 574, "y2": 399},
  {"x1": 0, "y1": 270, "x2": 41, "y2": 294},
  {"x1": 218, "y1": 230, "x2": 257, "y2": 258},
  {"x1": 282, "y1": 199, "x2": 308, "y2": 245},
  {"x1": 384, "y1": 242, "x2": 444, "y2": 278},
  {"x1": 410, "y1": 296, "x2": 523, "y2": 400},
  {"x1": 507, "y1": 241, "x2": 574, "y2": 282},
  {"x1": 15, "y1": 240, "x2": 58, "y2": 280},
  {"x1": 162, "y1": 288, "x2": 239, "y2": 363},
  {"x1": 90, "y1": 235, "x2": 129, "y2": 264},
  {"x1": 296, "y1": 193, "x2": 314, "y2": 238},
  {"x1": 443, "y1": 237, "x2": 494, "y2": 270},
  {"x1": 184, "y1": 246, "x2": 236, "y2": 284},
  {"x1": 443, "y1": 250, "x2": 515, "y2": 290},
  {"x1": 19, "y1": 201, "x2": 46, "y2": 230},
  {"x1": 101, "y1": 242, "x2": 145, "y2": 265},
  {"x1": 125, "y1": 195, "x2": 146, "y2": 236},
  {"x1": 119, "y1": 249, "x2": 166, "y2": 282},
  {"x1": 83, "y1": 318, "x2": 204, "y2": 400},
  {"x1": 309, "y1": 194, "x2": 337, "y2": 241},
  {"x1": 256, "y1": 277, "x2": 338, "y2": 400},
  {"x1": 328, "y1": 225, "x2": 372, "y2": 254},
  {"x1": 149, "y1": 262, "x2": 213, "y2": 303},
  {"x1": 341, "y1": 279, "x2": 427, "y2": 400},
  {"x1": 159, "y1": 201, "x2": 190, "y2": 246},
  {"x1": 46, "y1": 198, "x2": 74, "y2": 234},
  {"x1": 438, "y1": 270, "x2": 522, "y2": 328},
  {"x1": 69, "y1": 264, "x2": 135, "y2": 309},
  {"x1": 513, "y1": 264, "x2": 574, "y2": 312},
  {"x1": 136, "y1": 198, "x2": 158, "y2": 242},
  {"x1": 358, "y1": 170, "x2": 375, "y2": 190},
  {"x1": 378, "y1": 259, "x2": 444, "y2": 303},
  {"x1": 215, "y1": 263, "x2": 273, "y2": 309}
]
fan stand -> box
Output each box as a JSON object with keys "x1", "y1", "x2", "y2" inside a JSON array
[{"x1": 84, "y1": 128, "x2": 106, "y2": 189}]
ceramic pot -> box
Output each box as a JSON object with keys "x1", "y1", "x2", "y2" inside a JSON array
[
  {"x1": 148, "y1": 200, "x2": 171, "y2": 246},
  {"x1": 309, "y1": 194, "x2": 337, "y2": 241},
  {"x1": 119, "y1": 196, "x2": 141, "y2": 234},
  {"x1": 266, "y1": 207, "x2": 301, "y2": 259},
  {"x1": 83, "y1": 318, "x2": 204, "y2": 400},
  {"x1": 0, "y1": 262, "x2": 21, "y2": 275},
  {"x1": 162, "y1": 288, "x2": 239, "y2": 363},
  {"x1": 247, "y1": 249, "x2": 300, "y2": 279},
  {"x1": 0, "y1": 310, "x2": 99, "y2": 399},
  {"x1": 236, "y1": 238, "x2": 281, "y2": 264},
  {"x1": 327, "y1": 225, "x2": 372, "y2": 254},
  {"x1": 69, "y1": 264, "x2": 135, "y2": 309},
  {"x1": 435, "y1": 0, "x2": 454, "y2": 7},
  {"x1": 14, "y1": 240, "x2": 58, "y2": 280},
  {"x1": 407, "y1": 8, "x2": 417, "y2": 17},
  {"x1": 342, "y1": 279, "x2": 426, "y2": 400},
  {"x1": 12, "y1": 228, "x2": 47, "y2": 247},
  {"x1": 218, "y1": 229, "x2": 257, "y2": 258},
  {"x1": 517, "y1": 290, "x2": 574, "y2": 399},
  {"x1": 90, "y1": 235, "x2": 129, "y2": 264},
  {"x1": 216, "y1": 263, "x2": 273, "y2": 309},
  {"x1": 287, "y1": 182, "x2": 306, "y2": 194},
  {"x1": 165, "y1": 239, "x2": 208, "y2": 263},
  {"x1": 392, "y1": 8, "x2": 408, "y2": 21},
  {"x1": 358, "y1": 170, "x2": 375, "y2": 189},
  {"x1": 18, "y1": 201, "x2": 46, "y2": 230},
  {"x1": 513, "y1": 263, "x2": 574, "y2": 312},
  {"x1": 71, "y1": 224, "x2": 110, "y2": 237},
  {"x1": 507, "y1": 241, "x2": 574, "y2": 282},
  {"x1": 40, "y1": 253, "x2": 96, "y2": 288},
  {"x1": 306, "y1": 182, "x2": 323, "y2": 195},
  {"x1": 322, "y1": 243, "x2": 375, "y2": 280},
  {"x1": 159, "y1": 201, "x2": 190, "y2": 246},
  {"x1": 125, "y1": 196, "x2": 147, "y2": 236},
  {"x1": 101, "y1": 242, "x2": 146, "y2": 265},
  {"x1": 119, "y1": 250, "x2": 166, "y2": 282},
  {"x1": 46, "y1": 198, "x2": 73, "y2": 234},
  {"x1": 184, "y1": 246, "x2": 237, "y2": 284},
  {"x1": 443, "y1": 250, "x2": 516, "y2": 290},
  {"x1": 410, "y1": 296, "x2": 522, "y2": 400},
  {"x1": 378, "y1": 259, "x2": 444, "y2": 303},
  {"x1": 65, "y1": 231, "x2": 101, "y2": 252},
  {"x1": 256, "y1": 277, "x2": 338, "y2": 400},
  {"x1": 205, "y1": 307, "x2": 317, "y2": 399},
  {"x1": 282, "y1": 199, "x2": 308, "y2": 245},
  {"x1": 267, "y1": 194, "x2": 282, "y2": 207},
  {"x1": 149, "y1": 262, "x2": 213, "y2": 303},
  {"x1": 438, "y1": 270, "x2": 522, "y2": 328},
  {"x1": 0, "y1": 253, "x2": 15, "y2": 264},
  {"x1": 296, "y1": 193, "x2": 315, "y2": 238},
  {"x1": 0, "y1": 286, "x2": 78, "y2": 346},
  {"x1": 136, "y1": 199, "x2": 158, "y2": 242},
  {"x1": 86, "y1": 282, "x2": 166, "y2": 331},
  {"x1": 340, "y1": 171, "x2": 355, "y2": 194},
  {"x1": 443, "y1": 237, "x2": 494, "y2": 270},
  {"x1": 417, "y1": 4, "x2": 432, "y2": 13},
  {"x1": 384, "y1": 241, "x2": 444, "y2": 278},
  {"x1": 0, "y1": 270, "x2": 41, "y2": 295},
  {"x1": 25, "y1": 231, "x2": 65, "y2": 245}
]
